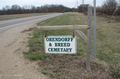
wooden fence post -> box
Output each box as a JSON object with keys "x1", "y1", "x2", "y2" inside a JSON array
[{"x1": 86, "y1": 6, "x2": 92, "y2": 70}]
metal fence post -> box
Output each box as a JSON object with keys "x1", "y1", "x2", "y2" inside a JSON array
[
  {"x1": 86, "y1": 6, "x2": 92, "y2": 70},
  {"x1": 93, "y1": 0, "x2": 96, "y2": 60}
]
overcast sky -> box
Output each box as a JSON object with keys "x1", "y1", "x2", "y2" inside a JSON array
[{"x1": 0, "y1": 0, "x2": 108, "y2": 10}]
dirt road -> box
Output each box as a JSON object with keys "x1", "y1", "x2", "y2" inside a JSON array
[{"x1": 0, "y1": 21, "x2": 49, "y2": 79}]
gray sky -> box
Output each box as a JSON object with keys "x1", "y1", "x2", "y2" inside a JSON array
[{"x1": 0, "y1": 0, "x2": 107, "y2": 10}]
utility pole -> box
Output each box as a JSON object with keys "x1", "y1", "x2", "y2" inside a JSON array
[
  {"x1": 77, "y1": 1, "x2": 78, "y2": 12},
  {"x1": 73, "y1": 2, "x2": 76, "y2": 12},
  {"x1": 82, "y1": 0, "x2": 84, "y2": 12},
  {"x1": 82, "y1": 0, "x2": 84, "y2": 4}
]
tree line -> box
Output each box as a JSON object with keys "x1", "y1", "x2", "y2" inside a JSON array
[
  {"x1": 96, "y1": 0, "x2": 120, "y2": 15},
  {"x1": 0, "y1": 4, "x2": 71, "y2": 15},
  {"x1": 78, "y1": 0, "x2": 120, "y2": 16},
  {"x1": 1, "y1": 0, "x2": 120, "y2": 15}
]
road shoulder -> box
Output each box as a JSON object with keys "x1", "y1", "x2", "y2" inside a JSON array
[{"x1": 0, "y1": 22, "x2": 48, "y2": 79}]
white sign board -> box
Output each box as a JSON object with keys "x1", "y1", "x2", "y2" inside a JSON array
[{"x1": 44, "y1": 36, "x2": 77, "y2": 54}]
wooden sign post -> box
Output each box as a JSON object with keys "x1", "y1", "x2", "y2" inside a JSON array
[
  {"x1": 86, "y1": 6, "x2": 92, "y2": 70},
  {"x1": 38, "y1": 6, "x2": 92, "y2": 70}
]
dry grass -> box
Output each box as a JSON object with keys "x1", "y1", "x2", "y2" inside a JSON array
[
  {"x1": 38, "y1": 55, "x2": 111, "y2": 79},
  {"x1": 0, "y1": 13, "x2": 52, "y2": 21},
  {"x1": 24, "y1": 12, "x2": 120, "y2": 78}
]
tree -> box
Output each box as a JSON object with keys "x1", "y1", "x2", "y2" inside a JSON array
[
  {"x1": 31, "y1": 5, "x2": 36, "y2": 13},
  {"x1": 102, "y1": 0, "x2": 117, "y2": 15},
  {"x1": 11, "y1": 5, "x2": 21, "y2": 14},
  {"x1": 78, "y1": 4, "x2": 89, "y2": 12}
]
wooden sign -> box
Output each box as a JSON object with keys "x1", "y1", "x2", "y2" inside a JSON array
[{"x1": 44, "y1": 36, "x2": 77, "y2": 54}]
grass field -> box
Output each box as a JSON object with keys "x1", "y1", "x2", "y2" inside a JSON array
[
  {"x1": 0, "y1": 13, "x2": 52, "y2": 21},
  {"x1": 24, "y1": 12, "x2": 120, "y2": 78}
]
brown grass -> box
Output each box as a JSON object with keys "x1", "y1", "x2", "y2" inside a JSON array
[
  {"x1": 38, "y1": 55, "x2": 112, "y2": 79},
  {"x1": 25, "y1": 12, "x2": 120, "y2": 78}
]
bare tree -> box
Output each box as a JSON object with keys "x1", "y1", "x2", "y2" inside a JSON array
[
  {"x1": 0, "y1": 4, "x2": 71, "y2": 15},
  {"x1": 78, "y1": 4, "x2": 89, "y2": 12},
  {"x1": 11, "y1": 5, "x2": 21, "y2": 14},
  {"x1": 31, "y1": 5, "x2": 36, "y2": 13},
  {"x1": 102, "y1": 0, "x2": 117, "y2": 15}
]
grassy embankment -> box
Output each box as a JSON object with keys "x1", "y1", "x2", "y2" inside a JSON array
[
  {"x1": 23, "y1": 13, "x2": 120, "y2": 78},
  {"x1": 0, "y1": 13, "x2": 52, "y2": 21}
]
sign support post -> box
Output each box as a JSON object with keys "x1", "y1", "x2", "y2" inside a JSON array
[
  {"x1": 86, "y1": 6, "x2": 92, "y2": 70},
  {"x1": 38, "y1": 6, "x2": 93, "y2": 70}
]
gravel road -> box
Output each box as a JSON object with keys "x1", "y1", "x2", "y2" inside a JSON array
[
  {"x1": 0, "y1": 13, "x2": 63, "y2": 79},
  {"x1": 0, "y1": 13, "x2": 63, "y2": 32}
]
